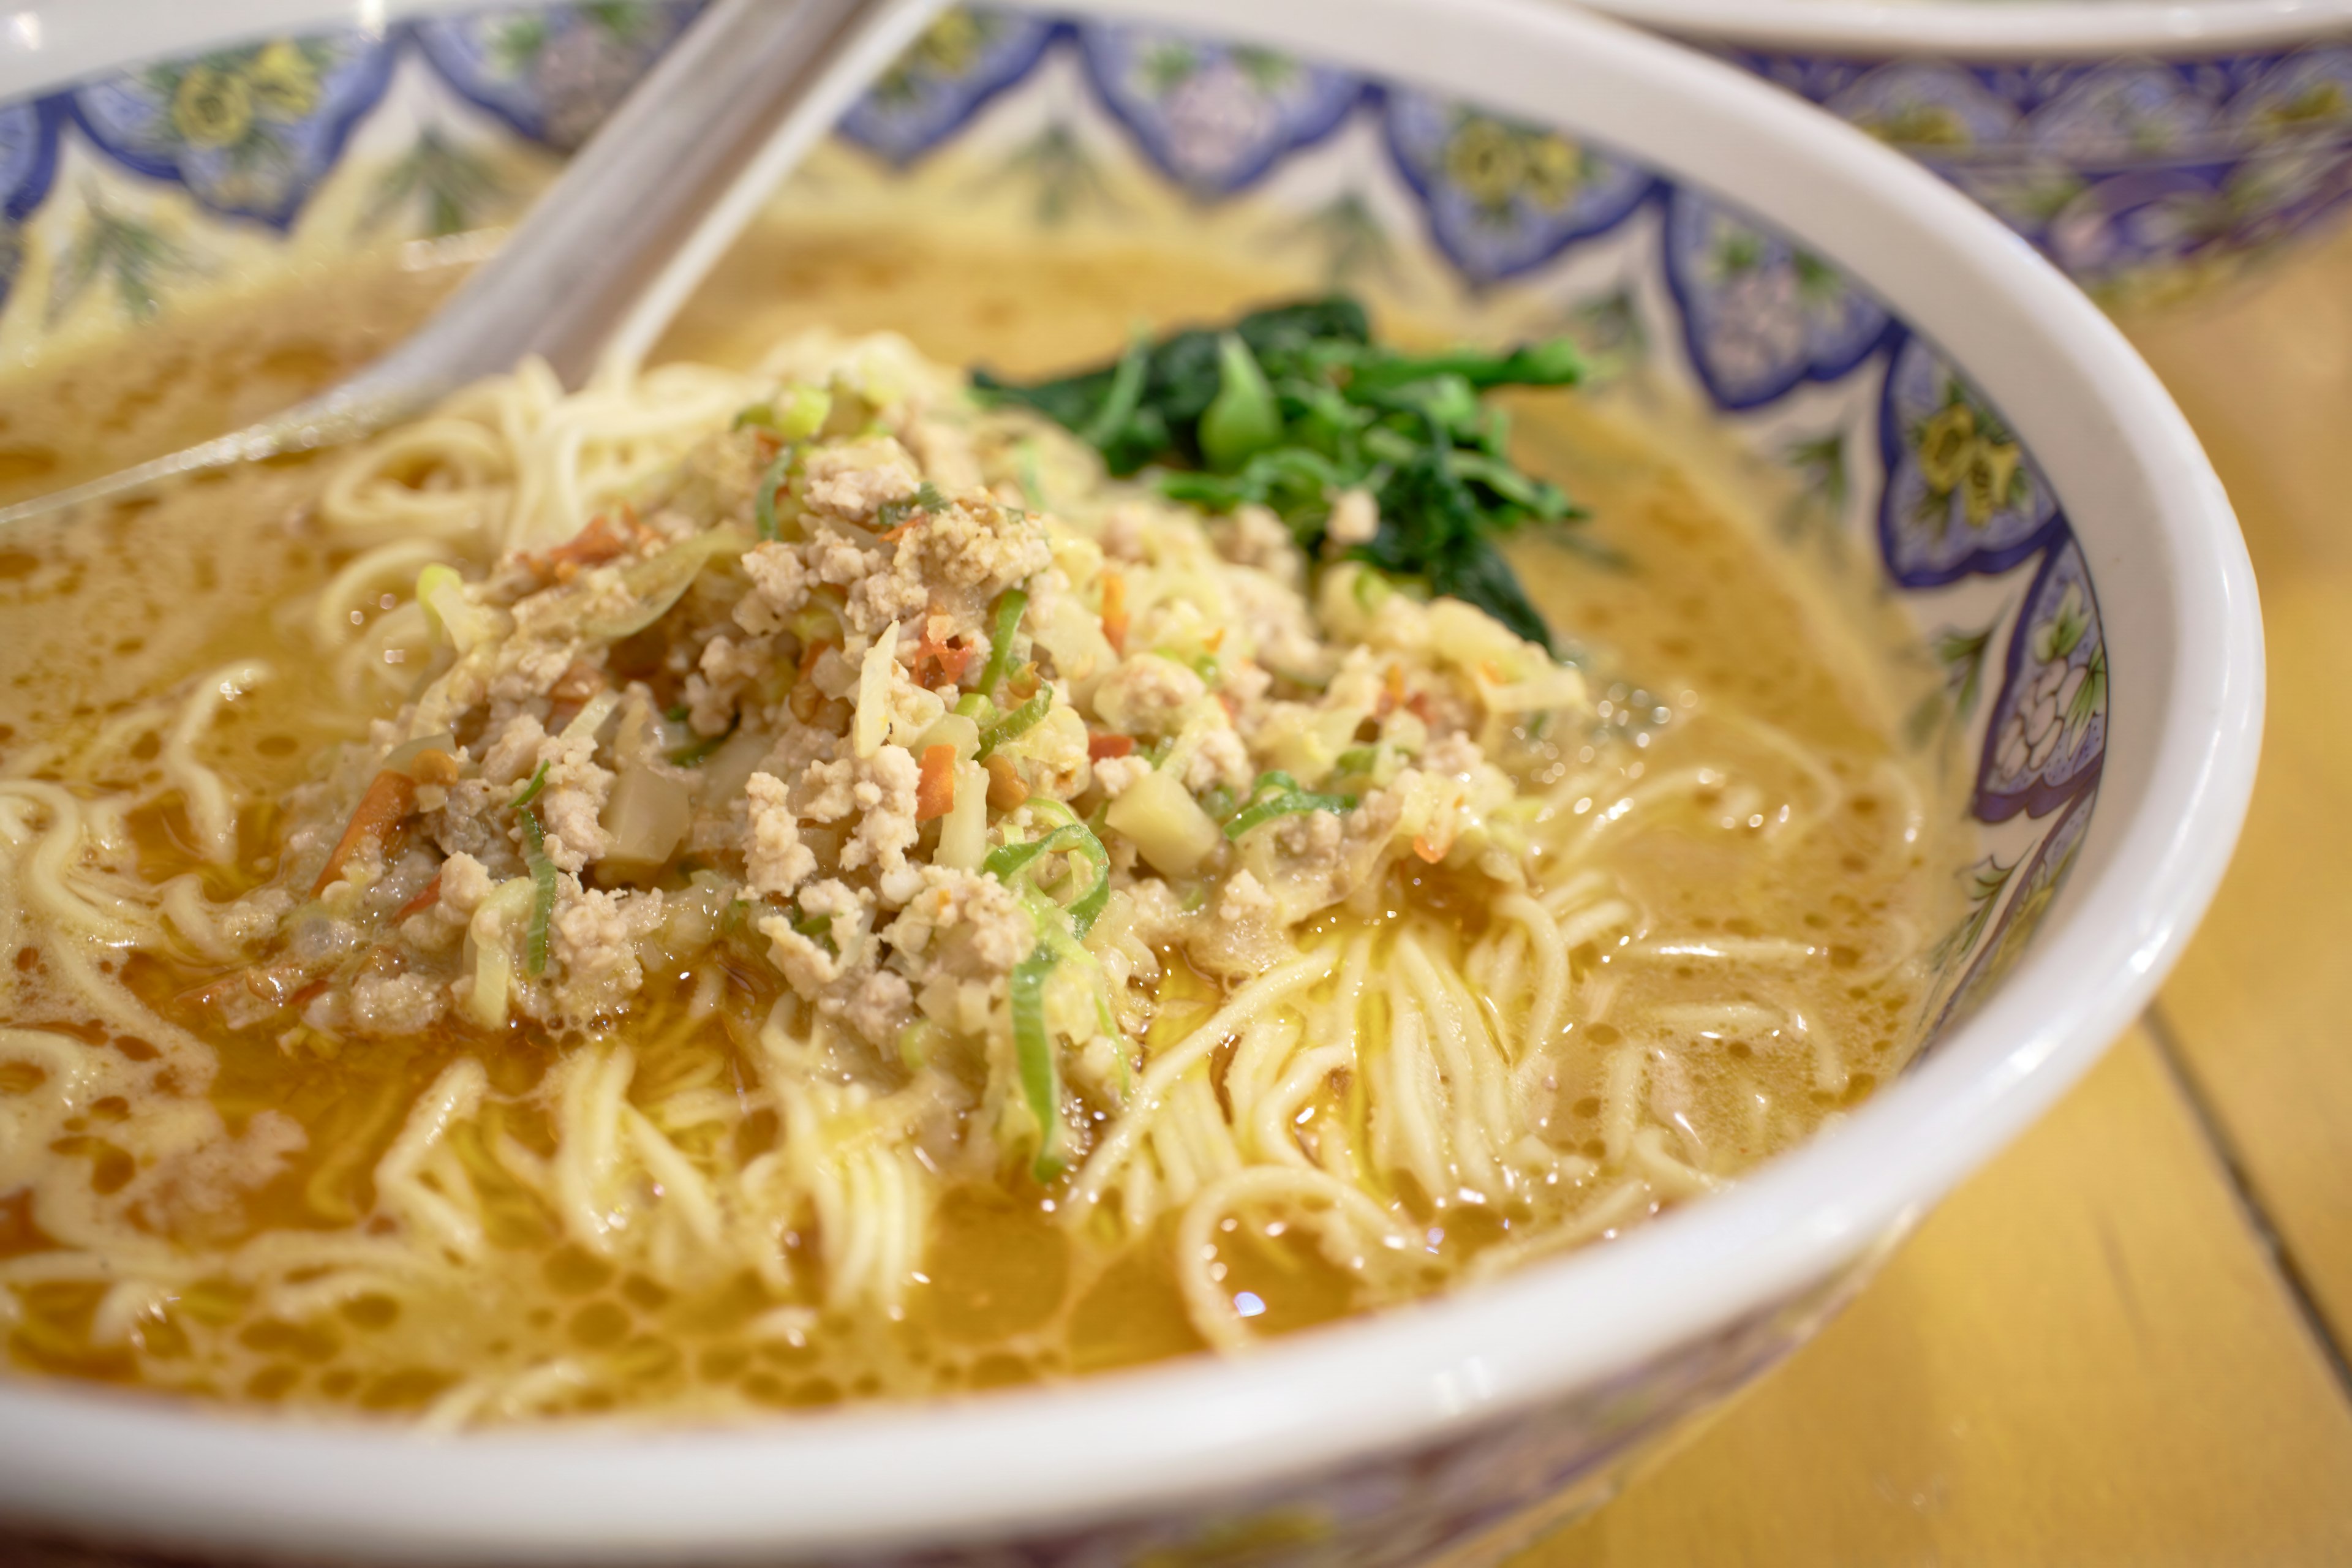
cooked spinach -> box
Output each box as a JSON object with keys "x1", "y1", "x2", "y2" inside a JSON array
[{"x1": 973, "y1": 295, "x2": 1593, "y2": 651}]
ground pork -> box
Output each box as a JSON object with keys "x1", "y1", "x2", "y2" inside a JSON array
[
  {"x1": 1092, "y1": 654, "x2": 1207, "y2": 736},
  {"x1": 743, "y1": 771, "x2": 816, "y2": 897},
  {"x1": 551, "y1": 888, "x2": 665, "y2": 1020}
]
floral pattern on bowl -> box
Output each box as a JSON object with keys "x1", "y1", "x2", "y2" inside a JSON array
[
  {"x1": 0, "y1": 6, "x2": 2120, "y2": 1564},
  {"x1": 1660, "y1": 187, "x2": 1893, "y2": 410},
  {"x1": 1078, "y1": 24, "x2": 1362, "y2": 194},
  {"x1": 839, "y1": 7, "x2": 1060, "y2": 165},
  {"x1": 1879, "y1": 333, "x2": 2063, "y2": 588},
  {"x1": 69, "y1": 34, "x2": 397, "y2": 228},
  {"x1": 412, "y1": 1, "x2": 702, "y2": 151},
  {"x1": 1382, "y1": 88, "x2": 1656, "y2": 284},
  {"x1": 1721, "y1": 39, "x2": 2352, "y2": 304},
  {"x1": 1977, "y1": 537, "x2": 2108, "y2": 822}
]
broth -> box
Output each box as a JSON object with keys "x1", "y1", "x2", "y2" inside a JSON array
[{"x1": 0, "y1": 224, "x2": 1969, "y2": 1423}]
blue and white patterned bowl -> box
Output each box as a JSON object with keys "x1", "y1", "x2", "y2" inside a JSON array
[
  {"x1": 0, "y1": 0, "x2": 2262, "y2": 1562},
  {"x1": 1583, "y1": 0, "x2": 2352, "y2": 307}
]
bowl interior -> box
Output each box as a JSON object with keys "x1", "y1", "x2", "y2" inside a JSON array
[{"x1": 0, "y1": 0, "x2": 2260, "y2": 1562}]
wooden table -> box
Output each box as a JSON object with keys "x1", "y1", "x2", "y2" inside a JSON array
[{"x1": 1521, "y1": 225, "x2": 2352, "y2": 1566}]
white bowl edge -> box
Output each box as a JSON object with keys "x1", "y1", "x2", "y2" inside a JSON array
[
  {"x1": 0, "y1": 0, "x2": 2264, "y2": 1561},
  {"x1": 1573, "y1": 0, "x2": 2352, "y2": 58}
]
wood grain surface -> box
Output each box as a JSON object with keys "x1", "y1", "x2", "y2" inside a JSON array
[{"x1": 1520, "y1": 225, "x2": 2352, "y2": 1567}]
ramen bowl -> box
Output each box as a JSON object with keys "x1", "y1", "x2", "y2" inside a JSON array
[
  {"x1": 1581, "y1": 0, "x2": 2352, "y2": 308},
  {"x1": 0, "y1": 0, "x2": 2259, "y2": 1562}
]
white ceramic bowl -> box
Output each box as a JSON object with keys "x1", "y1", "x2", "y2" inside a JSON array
[
  {"x1": 1581, "y1": 0, "x2": 2352, "y2": 305},
  {"x1": 0, "y1": 0, "x2": 2261, "y2": 1562}
]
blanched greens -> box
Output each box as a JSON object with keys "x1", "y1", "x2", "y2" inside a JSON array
[{"x1": 973, "y1": 295, "x2": 1591, "y2": 651}]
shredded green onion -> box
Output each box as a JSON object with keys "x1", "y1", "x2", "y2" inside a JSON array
[
  {"x1": 510, "y1": 760, "x2": 551, "y2": 810},
  {"x1": 975, "y1": 588, "x2": 1028, "y2": 701},
  {"x1": 976, "y1": 691, "x2": 1051, "y2": 758},
  {"x1": 753, "y1": 451, "x2": 793, "y2": 542},
  {"x1": 1223, "y1": 769, "x2": 1355, "y2": 840},
  {"x1": 669, "y1": 726, "x2": 732, "y2": 767},
  {"x1": 788, "y1": 904, "x2": 836, "y2": 956},
  {"x1": 983, "y1": 802, "x2": 1110, "y2": 938},
  {"x1": 1008, "y1": 944, "x2": 1068, "y2": 1182},
  {"x1": 502, "y1": 761, "x2": 558, "y2": 976}
]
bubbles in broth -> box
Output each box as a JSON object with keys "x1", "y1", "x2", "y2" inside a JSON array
[{"x1": 0, "y1": 230, "x2": 1968, "y2": 1425}]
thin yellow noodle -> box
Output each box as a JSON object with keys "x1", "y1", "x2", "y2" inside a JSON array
[
  {"x1": 310, "y1": 538, "x2": 455, "y2": 652},
  {"x1": 1397, "y1": 937, "x2": 1507, "y2": 1195},
  {"x1": 1714, "y1": 709, "x2": 1845, "y2": 844},
  {"x1": 1631, "y1": 1125, "x2": 1721, "y2": 1198},
  {"x1": 0, "y1": 783, "x2": 145, "y2": 945},
  {"x1": 1174, "y1": 1166, "x2": 1409, "y2": 1351},
  {"x1": 162, "y1": 660, "x2": 271, "y2": 865},
  {"x1": 374, "y1": 1057, "x2": 490, "y2": 1262},
  {"x1": 1600, "y1": 1044, "x2": 1645, "y2": 1164},
  {"x1": 1553, "y1": 898, "x2": 1638, "y2": 953},
  {"x1": 621, "y1": 1104, "x2": 723, "y2": 1251},
  {"x1": 1871, "y1": 755, "x2": 1926, "y2": 872},
  {"x1": 1466, "y1": 1177, "x2": 1653, "y2": 1283},
  {"x1": 1570, "y1": 766, "x2": 1723, "y2": 854},
  {"x1": 1065, "y1": 946, "x2": 1337, "y2": 1224},
  {"x1": 88, "y1": 1278, "x2": 174, "y2": 1345},
  {"x1": 1498, "y1": 893, "x2": 1569, "y2": 1053},
  {"x1": 319, "y1": 417, "x2": 514, "y2": 543},
  {"x1": 1626, "y1": 936, "x2": 1817, "y2": 963},
  {"x1": 551, "y1": 1042, "x2": 635, "y2": 1255},
  {"x1": 1371, "y1": 995, "x2": 1448, "y2": 1201},
  {"x1": 1252, "y1": 1043, "x2": 1354, "y2": 1172}
]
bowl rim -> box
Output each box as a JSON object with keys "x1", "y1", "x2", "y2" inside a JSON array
[
  {"x1": 0, "y1": 0, "x2": 2264, "y2": 1561},
  {"x1": 1573, "y1": 0, "x2": 2352, "y2": 59}
]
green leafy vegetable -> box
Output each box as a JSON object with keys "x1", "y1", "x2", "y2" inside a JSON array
[
  {"x1": 1223, "y1": 769, "x2": 1355, "y2": 841},
  {"x1": 974, "y1": 294, "x2": 1589, "y2": 650},
  {"x1": 1199, "y1": 333, "x2": 1281, "y2": 472}
]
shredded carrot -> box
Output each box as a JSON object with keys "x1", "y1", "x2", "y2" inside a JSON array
[
  {"x1": 1100, "y1": 570, "x2": 1128, "y2": 655},
  {"x1": 913, "y1": 612, "x2": 973, "y2": 687},
  {"x1": 1412, "y1": 792, "x2": 1466, "y2": 864},
  {"x1": 532, "y1": 513, "x2": 632, "y2": 575},
  {"x1": 1087, "y1": 732, "x2": 1136, "y2": 761},
  {"x1": 916, "y1": 744, "x2": 957, "y2": 822},
  {"x1": 394, "y1": 872, "x2": 443, "y2": 922},
  {"x1": 311, "y1": 771, "x2": 417, "y2": 896},
  {"x1": 1405, "y1": 690, "x2": 1434, "y2": 723},
  {"x1": 1378, "y1": 662, "x2": 1406, "y2": 717}
]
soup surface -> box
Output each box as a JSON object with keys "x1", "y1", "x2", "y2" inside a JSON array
[{"x1": 0, "y1": 227, "x2": 1969, "y2": 1425}]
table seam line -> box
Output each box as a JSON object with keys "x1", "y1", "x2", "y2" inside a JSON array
[{"x1": 2142, "y1": 1001, "x2": 2352, "y2": 1403}]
